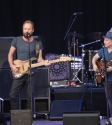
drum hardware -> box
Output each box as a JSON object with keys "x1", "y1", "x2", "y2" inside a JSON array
[
  {"x1": 79, "y1": 39, "x2": 101, "y2": 84},
  {"x1": 66, "y1": 32, "x2": 84, "y2": 85},
  {"x1": 63, "y1": 12, "x2": 84, "y2": 86},
  {"x1": 70, "y1": 62, "x2": 83, "y2": 83}
]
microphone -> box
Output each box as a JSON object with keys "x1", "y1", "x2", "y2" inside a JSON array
[
  {"x1": 101, "y1": 43, "x2": 104, "y2": 47},
  {"x1": 73, "y1": 12, "x2": 82, "y2": 15},
  {"x1": 24, "y1": 33, "x2": 31, "y2": 38},
  {"x1": 96, "y1": 39, "x2": 101, "y2": 42}
]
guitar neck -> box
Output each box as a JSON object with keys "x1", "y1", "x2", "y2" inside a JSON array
[{"x1": 31, "y1": 59, "x2": 60, "y2": 68}]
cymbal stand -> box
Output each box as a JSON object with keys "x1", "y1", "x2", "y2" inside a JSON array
[{"x1": 67, "y1": 32, "x2": 83, "y2": 85}]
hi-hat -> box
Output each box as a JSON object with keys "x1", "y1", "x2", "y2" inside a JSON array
[
  {"x1": 68, "y1": 32, "x2": 84, "y2": 38},
  {"x1": 87, "y1": 32, "x2": 106, "y2": 40}
]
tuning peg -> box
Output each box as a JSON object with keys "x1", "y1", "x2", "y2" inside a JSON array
[
  {"x1": 69, "y1": 54, "x2": 72, "y2": 57},
  {"x1": 61, "y1": 54, "x2": 65, "y2": 57}
]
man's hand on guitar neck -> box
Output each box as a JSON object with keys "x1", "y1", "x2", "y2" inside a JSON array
[
  {"x1": 44, "y1": 60, "x2": 51, "y2": 66},
  {"x1": 38, "y1": 58, "x2": 51, "y2": 66}
]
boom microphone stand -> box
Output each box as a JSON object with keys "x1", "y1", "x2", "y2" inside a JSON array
[{"x1": 63, "y1": 12, "x2": 82, "y2": 85}]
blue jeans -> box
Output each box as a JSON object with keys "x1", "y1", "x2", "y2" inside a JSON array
[{"x1": 105, "y1": 81, "x2": 112, "y2": 117}]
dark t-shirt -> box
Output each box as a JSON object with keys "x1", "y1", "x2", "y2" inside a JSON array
[
  {"x1": 98, "y1": 47, "x2": 112, "y2": 81},
  {"x1": 11, "y1": 36, "x2": 43, "y2": 60}
]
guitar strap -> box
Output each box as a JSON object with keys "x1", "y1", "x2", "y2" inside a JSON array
[{"x1": 34, "y1": 38, "x2": 41, "y2": 58}]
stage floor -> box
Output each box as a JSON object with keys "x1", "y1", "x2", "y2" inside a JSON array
[{"x1": 6, "y1": 119, "x2": 108, "y2": 125}]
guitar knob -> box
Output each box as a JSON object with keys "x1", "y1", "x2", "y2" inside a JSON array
[{"x1": 61, "y1": 54, "x2": 64, "y2": 57}]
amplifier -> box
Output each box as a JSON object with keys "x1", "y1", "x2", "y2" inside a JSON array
[{"x1": 50, "y1": 80, "x2": 68, "y2": 87}]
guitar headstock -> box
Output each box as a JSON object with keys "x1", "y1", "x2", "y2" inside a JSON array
[{"x1": 59, "y1": 55, "x2": 72, "y2": 61}]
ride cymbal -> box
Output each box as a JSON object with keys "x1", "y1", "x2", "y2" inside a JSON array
[
  {"x1": 68, "y1": 32, "x2": 84, "y2": 38},
  {"x1": 87, "y1": 32, "x2": 106, "y2": 40}
]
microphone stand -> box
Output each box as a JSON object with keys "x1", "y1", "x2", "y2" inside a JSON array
[
  {"x1": 63, "y1": 15, "x2": 77, "y2": 40},
  {"x1": 102, "y1": 45, "x2": 110, "y2": 125},
  {"x1": 27, "y1": 35, "x2": 33, "y2": 124}
]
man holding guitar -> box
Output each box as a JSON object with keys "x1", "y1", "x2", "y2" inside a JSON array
[
  {"x1": 92, "y1": 28, "x2": 112, "y2": 124},
  {"x1": 8, "y1": 20, "x2": 50, "y2": 110}
]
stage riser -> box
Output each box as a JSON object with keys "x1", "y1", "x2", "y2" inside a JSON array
[{"x1": 53, "y1": 87, "x2": 107, "y2": 116}]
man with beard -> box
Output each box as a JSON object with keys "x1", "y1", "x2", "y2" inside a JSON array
[{"x1": 8, "y1": 20, "x2": 49, "y2": 110}]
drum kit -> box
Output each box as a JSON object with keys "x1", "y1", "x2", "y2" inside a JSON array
[{"x1": 69, "y1": 32, "x2": 105, "y2": 85}]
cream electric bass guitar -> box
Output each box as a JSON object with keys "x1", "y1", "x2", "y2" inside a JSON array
[{"x1": 12, "y1": 56, "x2": 72, "y2": 79}]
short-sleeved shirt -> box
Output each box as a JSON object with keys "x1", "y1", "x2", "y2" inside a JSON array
[
  {"x1": 11, "y1": 36, "x2": 43, "y2": 60},
  {"x1": 98, "y1": 47, "x2": 112, "y2": 81}
]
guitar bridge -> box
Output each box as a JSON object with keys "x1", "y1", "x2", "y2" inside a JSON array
[{"x1": 95, "y1": 73, "x2": 101, "y2": 76}]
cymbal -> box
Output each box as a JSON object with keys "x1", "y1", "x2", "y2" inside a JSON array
[
  {"x1": 87, "y1": 32, "x2": 106, "y2": 40},
  {"x1": 68, "y1": 32, "x2": 84, "y2": 38}
]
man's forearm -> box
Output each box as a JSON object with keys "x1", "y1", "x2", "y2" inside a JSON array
[
  {"x1": 92, "y1": 54, "x2": 99, "y2": 65},
  {"x1": 8, "y1": 54, "x2": 14, "y2": 67}
]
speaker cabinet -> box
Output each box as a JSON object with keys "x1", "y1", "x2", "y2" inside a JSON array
[
  {"x1": 0, "y1": 37, "x2": 17, "y2": 68},
  {"x1": 20, "y1": 68, "x2": 50, "y2": 114},
  {"x1": 45, "y1": 53, "x2": 70, "y2": 81},
  {"x1": 0, "y1": 69, "x2": 13, "y2": 99},
  {"x1": 20, "y1": 67, "x2": 50, "y2": 98},
  {"x1": 34, "y1": 97, "x2": 50, "y2": 114},
  {"x1": 32, "y1": 67, "x2": 50, "y2": 97},
  {"x1": 63, "y1": 112, "x2": 100, "y2": 125},
  {"x1": 11, "y1": 110, "x2": 32, "y2": 125},
  {"x1": 49, "y1": 100, "x2": 84, "y2": 120}
]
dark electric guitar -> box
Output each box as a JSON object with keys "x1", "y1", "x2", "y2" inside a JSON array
[
  {"x1": 95, "y1": 60, "x2": 112, "y2": 83},
  {"x1": 12, "y1": 56, "x2": 72, "y2": 79}
]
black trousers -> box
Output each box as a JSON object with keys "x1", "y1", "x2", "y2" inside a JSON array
[
  {"x1": 9, "y1": 74, "x2": 33, "y2": 110},
  {"x1": 105, "y1": 81, "x2": 112, "y2": 117}
]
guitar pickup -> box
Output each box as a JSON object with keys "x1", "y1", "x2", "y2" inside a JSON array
[{"x1": 22, "y1": 65, "x2": 24, "y2": 70}]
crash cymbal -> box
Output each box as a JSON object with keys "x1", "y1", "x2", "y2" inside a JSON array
[
  {"x1": 87, "y1": 32, "x2": 106, "y2": 40},
  {"x1": 68, "y1": 32, "x2": 84, "y2": 38}
]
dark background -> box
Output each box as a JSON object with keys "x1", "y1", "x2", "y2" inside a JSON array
[{"x1": 0, "y1": 0, "x2": 112, "y2": 56}]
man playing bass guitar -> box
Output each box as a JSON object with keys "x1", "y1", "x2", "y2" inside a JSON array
[
  {"x1": 8, "y1": 20, "x2": 50, "y2": 111},
  {"x1": 92, "y1": 28, "x2": 112, "y2": 124}
]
